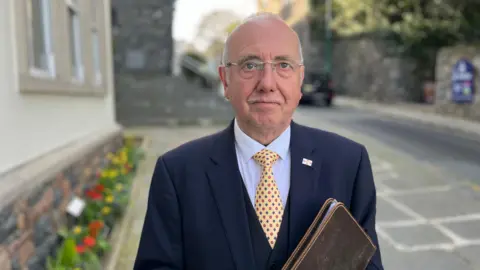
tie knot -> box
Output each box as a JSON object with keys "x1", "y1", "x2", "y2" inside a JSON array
[{"x1": 253, "y1": 149, "x2": 279, "y2": 167}]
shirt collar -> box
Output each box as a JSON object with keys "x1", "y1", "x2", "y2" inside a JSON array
[{"x1": 234, "y1": 118, "x2": 290, "y2": 164}]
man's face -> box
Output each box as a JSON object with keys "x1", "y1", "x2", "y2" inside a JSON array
[{"x1": 219, "y1": 19, "x2": 304, "y2": 130}]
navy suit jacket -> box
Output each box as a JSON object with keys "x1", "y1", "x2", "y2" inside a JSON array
[{"x1": 134, "y1": 121, "x2": 384, "y2": 270}]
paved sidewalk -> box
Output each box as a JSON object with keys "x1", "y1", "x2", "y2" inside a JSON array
[{"x1": 335, "y1": 96, "x2": 480, "y2": 138}]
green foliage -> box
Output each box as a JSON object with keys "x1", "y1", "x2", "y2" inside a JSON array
[
  {"x1": 46, "y1": 139, "x2": 145, "y2": 270},
  {"x1": 311, "y1": 0, "x2": 480, "y2": 57},
  {"x1": 46, "y1": 237, "x2": 79, "y2": 270}
]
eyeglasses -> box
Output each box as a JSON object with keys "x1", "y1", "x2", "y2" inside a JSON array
[{"x1": 225, "y1": 59, "x2": 303, "y2": 79}]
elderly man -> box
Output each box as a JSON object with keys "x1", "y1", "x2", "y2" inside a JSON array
[{"x1": 134, "y1": 13, "x2": 383, "y2": 270}]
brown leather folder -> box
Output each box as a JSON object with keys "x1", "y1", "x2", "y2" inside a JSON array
[{"x1": 282, "y1": 198, "x2": 377, "y2": 270}]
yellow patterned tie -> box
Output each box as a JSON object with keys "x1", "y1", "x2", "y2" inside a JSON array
[{"x1": 253, "y1": 148, "x2": 283, "y2": 248}]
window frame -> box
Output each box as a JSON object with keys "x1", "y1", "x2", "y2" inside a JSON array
[
  {"x1": 13, "y1": 0, "x2": 109, "y2": 96},
  {"x1": 66, "y1": 0, "x2": 84, "y2": 83},
  {"x1": 26, "y1": 0, "x2": 55, "y2": 78},
  {"x1": 90, "y1": 0, "x2": 102, "y2": 86}
]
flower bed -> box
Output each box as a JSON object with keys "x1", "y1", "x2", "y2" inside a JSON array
[{"x1": 46, "y1": 135, "x2": 145, "y2": 270}]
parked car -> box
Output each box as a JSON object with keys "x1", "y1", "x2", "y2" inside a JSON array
[{"x1": 300, "y1": 72, "x2": 335, "y2": 106}]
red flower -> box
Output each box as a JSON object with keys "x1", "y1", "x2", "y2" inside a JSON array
[
  {"x1": 85, "y1": 189, "x2": 102, "y2": 200},
  {"x1": 76, "y1": 245, "x2": 86, "y2": 254},
  {"x1": 94, "y1": 184, "x2": 105, "y2": 193},
  {"x1": 89, "y1": 220, "x2": 104, "y2": 238},
  {"x1": 83, "y1": 236, "x2": 96, "y2": 248}
]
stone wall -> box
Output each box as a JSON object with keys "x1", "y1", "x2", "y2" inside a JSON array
[
  {"x1": 112, "y1": 0, "x2": 233, "y2": 127},
  {"x1": 111, "y1": 0, "x2": 174, "y2": 75},
  {"x1": 115, "y1": 74, "x2": 234, "y2": 126},
  {"x1": 434, "y1": 45, "x2": 480, "y2": 121},
  {"x1": 0, "y1": 132, "x2": 123, "y2": 269},
  {"x1": 305, "y1": 35, "x2": 420, "y2": 102}
]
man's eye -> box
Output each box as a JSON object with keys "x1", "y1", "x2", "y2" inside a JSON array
[
  {"x1": 243, "y1": 62, "x2": 257, "y2": 70},
  {"x1": 279, "y1": 62, "x2": 292, "y2": 69}
]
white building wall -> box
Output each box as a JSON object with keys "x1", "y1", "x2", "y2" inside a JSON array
[{"x1": 0, "y1": 0, "x2": 117, "y2": 175}]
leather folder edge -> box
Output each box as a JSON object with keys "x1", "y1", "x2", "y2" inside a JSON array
[
  {"x1": 282, "y1": 198, "x2": 335, "y2": 269},
  {"x1": 290, "y1": 202, "x2": 346, "y2": 269},
  {"x1": 289, "y1": 202, "x2": 377, "y2": 270}
]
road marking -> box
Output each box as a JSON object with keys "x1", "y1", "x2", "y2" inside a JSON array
[
  {"x1": 378, "y1": 213, "x2": 480, "y2": 228},
  {"x1": 379, "y1": 195, "x2": 426, "y2": 221},
  {"x1": 432, "y1": 213, "x2": 480, "y2": 224},
  {"x1": 380, "y1": 194, "x2": 468, "y2": 243},
  {"x1": 375, "y1": 226, "x2": 402, "y2": 249},
  {"x1": 434, "y1": 224, "x2": 467, "y2": 245},
  {"x1": 377, "y1": 189, "x2": 480, "y2": 251},
  {"x1": 392, "y1": 239, "x2": 480, "y2": 252},
  {"x1": 378, "y1": 219, "x2": 426, "y2": 228},
  {"x1": 372, "y1": 161, "x2": 393, "y2": 174},
  {"x1": 369, "y1": 157, "x2": 480, "y2": 252},
  {"x1": 377, "y1": 184, "x2": 452, "y2": 197}
]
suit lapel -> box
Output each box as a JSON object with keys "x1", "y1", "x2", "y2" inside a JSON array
[
  {"x1": 288, "y1": 122, "x2": 329, "y2": 254},
  {"x1": 206, "y1": 121, "x2": 255, "y2": 270}
]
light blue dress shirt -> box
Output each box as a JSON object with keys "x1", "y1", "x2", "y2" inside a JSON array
[{"x1": 233, "y1": 118, "x2": 291, "y2": 208}]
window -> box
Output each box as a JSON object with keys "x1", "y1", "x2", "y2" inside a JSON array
[
  {"x1": 26, "y1": 0, "x2": 55, "y2": 77},
  {"x1": 67, "y1": 0, "x2": 83, "y2": 81},
  {"x1": 91, "y1": 0, "x2": 102, "y2": 85},
  {"x1": 91, "y1": 30, "x2": 101, "y2": 84},
  {"x1": 15, "y1": 0, "x2": 109, "y2": 95}
]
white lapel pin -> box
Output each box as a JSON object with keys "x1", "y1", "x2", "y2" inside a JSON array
[{"x1": 302, "y1": 158, "x2": 313, "y2": 167}]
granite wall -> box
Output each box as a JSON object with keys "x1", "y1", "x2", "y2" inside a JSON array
[
  {"x1": 0, "y1": 134, "x2": 124, "y2": 269},
  {"x1": 305, "y1": 34, "x2": 420, "y2": 102},
  {"x1": 434, "y1": 45, "x2": 480, "y2": 121},
  {"x1": 115, "y1": 75, "x2": 234, "y2": 126},
  {"x1": 111, "y1": 0, "x2": 174, "y2": 75}
]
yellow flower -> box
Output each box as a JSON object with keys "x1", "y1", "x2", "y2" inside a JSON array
[
  {"x1": 101, "y1": 170, "x2": 109, "y2": 178},
  {"x1": 120, "y1": 157, "x2": 127, "y2": 164},
  {"x1": 112, "y1": 157, "x2": 121, "y2": 165},
  {"x1": 73, "y1": 268, "x2": 82, "y2": 270},
  {"x1": 109, "y1": 170, "x2": 119, "y2": 179},
  {"x1": 73, "y1": 226, "x2": 82, "y2": 235},
  {"x1": 105, "y1": 195, "x2": 114, "y2": 203},
  {"x1": 115, "y1": 183, "x2": 124, "y2": 192},
  {"x1": 102, "y1": 206, "x2": 111, "y2": 215},
  {"x1": 107, "y1": 152, "x2": 115, "y2": 160}
]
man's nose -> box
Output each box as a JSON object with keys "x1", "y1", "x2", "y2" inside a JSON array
[{"x1": 257, "y1": 64, "x2": 276, "y2": 92}]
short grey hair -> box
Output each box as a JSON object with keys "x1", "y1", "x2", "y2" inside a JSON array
[{"x1": 221, "y1": 12, "x2": 304, "y2": 65}]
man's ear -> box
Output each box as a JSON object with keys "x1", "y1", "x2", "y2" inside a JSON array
[
  {"x1": 300, "y1": 65, "x2": 305, "y2": 84},
  {"x1": 218, "y1": 66, "x2": 230, "y2": 100},
  {"x1": 218, "y1": 66, "x2": 228, "y2": 88}
]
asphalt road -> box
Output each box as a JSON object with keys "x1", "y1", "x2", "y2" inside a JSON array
[
  {"x1": 294, "y1": 105, "x2": 480, "y2": 270},
  {"x1": 297, "y1": 104, "x2": 480, "y2": 185}
]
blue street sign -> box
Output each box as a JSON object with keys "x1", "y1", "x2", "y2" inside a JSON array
[{"x1": 451, "y1": 59, "x2": 475, "y2": 103}]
